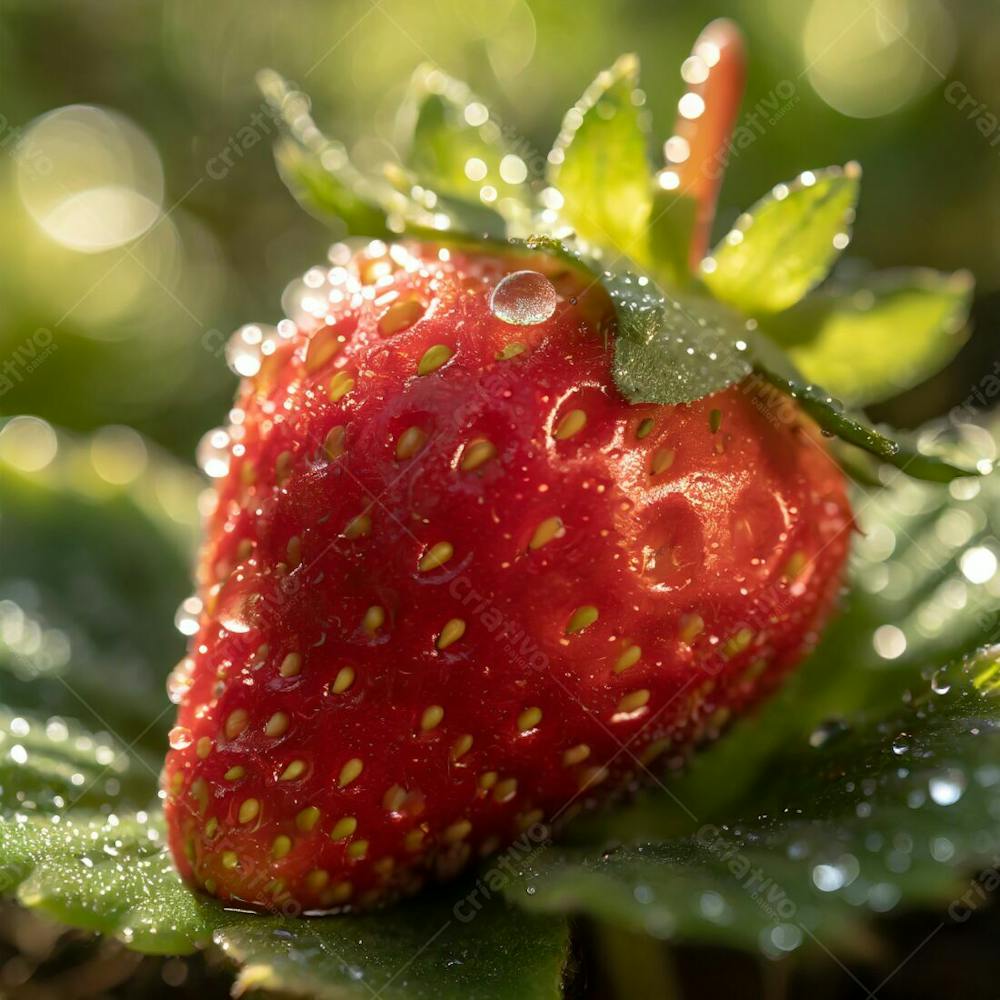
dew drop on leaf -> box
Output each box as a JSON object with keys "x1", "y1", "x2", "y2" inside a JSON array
[
  {"x1": 489, "y1": 270, "x2": 558, "y2": 326},
  {"x1": 928, "y1": 768, "x2": 967, "y2": 806},
  {"x1": 930, "y1": 669, "x2": 952, "y2": 695}
]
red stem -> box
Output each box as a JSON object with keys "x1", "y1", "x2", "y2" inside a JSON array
[{"x1": 663, "y1": 19, "x2": 747, "y2": 269}]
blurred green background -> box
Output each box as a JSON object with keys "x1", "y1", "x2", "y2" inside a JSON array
[{"x1": 1, "y1": 0, "x2": 998, "y2": 464}]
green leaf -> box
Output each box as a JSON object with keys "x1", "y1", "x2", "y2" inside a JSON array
[
  {"x1": 0, "y1": 709, "x2": 156, "y2": 815},
  {"x1": 647, "y1": 186, "x2": 698, "y2": 288},
  {"x1": 259, "y1": 70, "x2": 392, "y2": 237},
  {"x1": 0, "y1": 424, "x2": 200, "y2": 751},
  {"x1": 273, "y1": 136, "x2": 391, "y2": 237},
  {"x1": 763, "y1": 268, "x2": 974, "y2": 407},
  {"x1": 399, "y1": 65, "x2": 535, "y2": 226},
  {"x1": 702, "y1": 164, "x2": 860, "y2": 315},
  {"x1": 261, "y1": 70, "x2": 508, "y2": 242},
  {"x1": 383, "y1": 162, "x2": 510, "y2": 241},
  {"x1": 4, "y1": 810, "x2": 219, "y2": 955},
  {"x1": 611, "y1": 281, "x2": 753, "y2": 404},
  {"x1": 217, "y1": 899, "x2": 569, "y2": 1000},
  {"x1": 752, "y1": 366, "x2": 981, "y2": 481},
  {"x1": 548, "y1": 55, "x2": 652, "y2": 262}
]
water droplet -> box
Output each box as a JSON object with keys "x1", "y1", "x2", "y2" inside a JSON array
[
  {"x1": 812, "y1": 853, "x2": 860, "y2": 892},
  {"x1": 873, "y1": 624, "x2": 906, "y2": 660},
  {"x1": 168, "y1": 726, "x2": 192, "y2": 750},
  {"x1": 960, "y1": 546, "x2": 997, "y2": 585},
  {"x1": 930, "y1": 669, "x2": 952, "y2": 695},
  {"x1": 698, "y1": 890, "x2": 731, "y2": 923},
  {"x1": 225, "y1": 324, "x2": 274, "y2": 378},
  {"x1": 166, "y1": 658, "x2": 195, "y2": 704},
  {"x1": 891, "y1": 732, "x2": 912, "y2": 756},
  {"x1": 930, "y1": 835, "x2": 955, "y2": 862},
  {"x1": 173, "y1": 596, "x2": 202, "y2": 637},
  {"x1": 768, "y1": 923, "x2": 803, "y2": 953},
  {"x1": 490, "y1": 271, "x2": 558, "y2": 326},
  {"x1": 196, "y1": 428, "x2": 231, "y2": 479},
  {"x1": 929, "y1": 768, "x2": 966, "y2": 806},
  {"x1": 217, "y1": 588, "x2": 258, "y2": 635}
]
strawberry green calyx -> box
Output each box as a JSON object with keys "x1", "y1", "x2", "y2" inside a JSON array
[{"x1": 258, "y1": 20, "x2": 983, "y2": 483}]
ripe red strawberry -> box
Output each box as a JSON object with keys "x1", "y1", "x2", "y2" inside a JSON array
[{"x1": 163, "y1": 238, "x2": 852, "y2": 911}]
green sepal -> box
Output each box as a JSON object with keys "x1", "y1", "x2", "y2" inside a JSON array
[
  {"x1": 754, "y1": 365, "x2": 982, "y2": 481},
  {"x1": 258, "y1": 70, "x2": 392, "y2": 237},
  {"x1": 382, "y1": 161, "x2": 509, "y2": 241},
  {"x1": 260, "y1": 70, "x2": 504, "y2": 240},
  {"x1": 647, "y1": 185, "x2": 698, "y2": 288},
  {"x1": 702, "y1": 164, "x2": 860, "y2": 314},
  {"x1": 610, "y1": 280, "x2": 753, "y2": 404},
  {"x1": 763, "y1": 267, "x2": 974, "y2": 406},
  {"x1": 547, "y1": 54, "x2": 652, "y2": 262},
  {"x1": 398, "y1": 64, "x2": 535, "y2": 228}
]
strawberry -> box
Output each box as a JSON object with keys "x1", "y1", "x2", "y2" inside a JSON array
[
  {"x1": 163, "y1": 238, "x2": 851, "y2": 911},
  {"x1": 163, "y1": 20, "x2": 974, "y2": 911}
]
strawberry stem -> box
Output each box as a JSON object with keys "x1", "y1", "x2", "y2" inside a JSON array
[{"x1": 661, "y1": 19, "x2": 747, "y2": 269}]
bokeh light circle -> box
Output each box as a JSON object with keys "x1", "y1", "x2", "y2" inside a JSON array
[
  {"x1": 802, "y1": 0, "x2": 956, "y2": 119},
  {"x1": 17, "y1": 104, "x2": 164, "y2": 253}
]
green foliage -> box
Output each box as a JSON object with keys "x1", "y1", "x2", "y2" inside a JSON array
[
  {"x1": 754, "y1": 367, "x2": 979, "y2": 481},
  {"x1": 400, "y1": 65, "x2": 535, "y2": 226},
  {"x1": 609, "y1": 279, "x2": 752, "y2": 405},
  {"x1": 647, "y1": 186, "x2": 699, "y2": 288},
  {"x1": 546, "y1": 54, "x2": 652, "y2": 262},
  {"x1": 216, "y1": 900, "x2": 568, "y2": 1000},
  {"x1": 702, "y1": 166, "x2": 860, "y2": 315},
  {"x1": 764, "y1": 268, "x2": 974, "y2": 406},
  {"x1": 0, "y1": 427, "x2": 200, "y2": 751},
  {"x1": 258, "y1": 70, "x2": 392, "y2": 237}
]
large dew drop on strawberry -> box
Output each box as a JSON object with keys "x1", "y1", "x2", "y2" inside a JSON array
[{"x1": 163, "y1": 240, "x2": 852, "y2": 912}]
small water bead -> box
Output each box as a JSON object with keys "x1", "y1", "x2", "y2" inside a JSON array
[
  {"x1": 490, "y1": 270, "x2": 558, "y2": 327},
  {"x1": 891, "y1": 732, "x2": 912, "y2": 756},
  {"x1": 929, "y1": 768, "x2": 967, "y2": 806},
  {"x1": 166, "y1": 657, "x2": 195, "y2": 704},
  {"x1": 196, "y1": 428, "x2": 231, "y2": 479},
  {"x1": 225, "y1": 324, "x2": 277, "y2": 378},
  {"x1": 960, "y1": 545, "x2": 998, "y2": 585},
  {"x1": 930, "y1": 669, "x2": 952, "y2": 695},
  {"x1": 216, "y1": 588, "x2": 258, "y2": 635},
  {"x1": 174, "y1": 596, "x2": 203, "y2": 636},
  {"x1": 168, "y1": 726, "x2": 192, "y2": 750}
]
